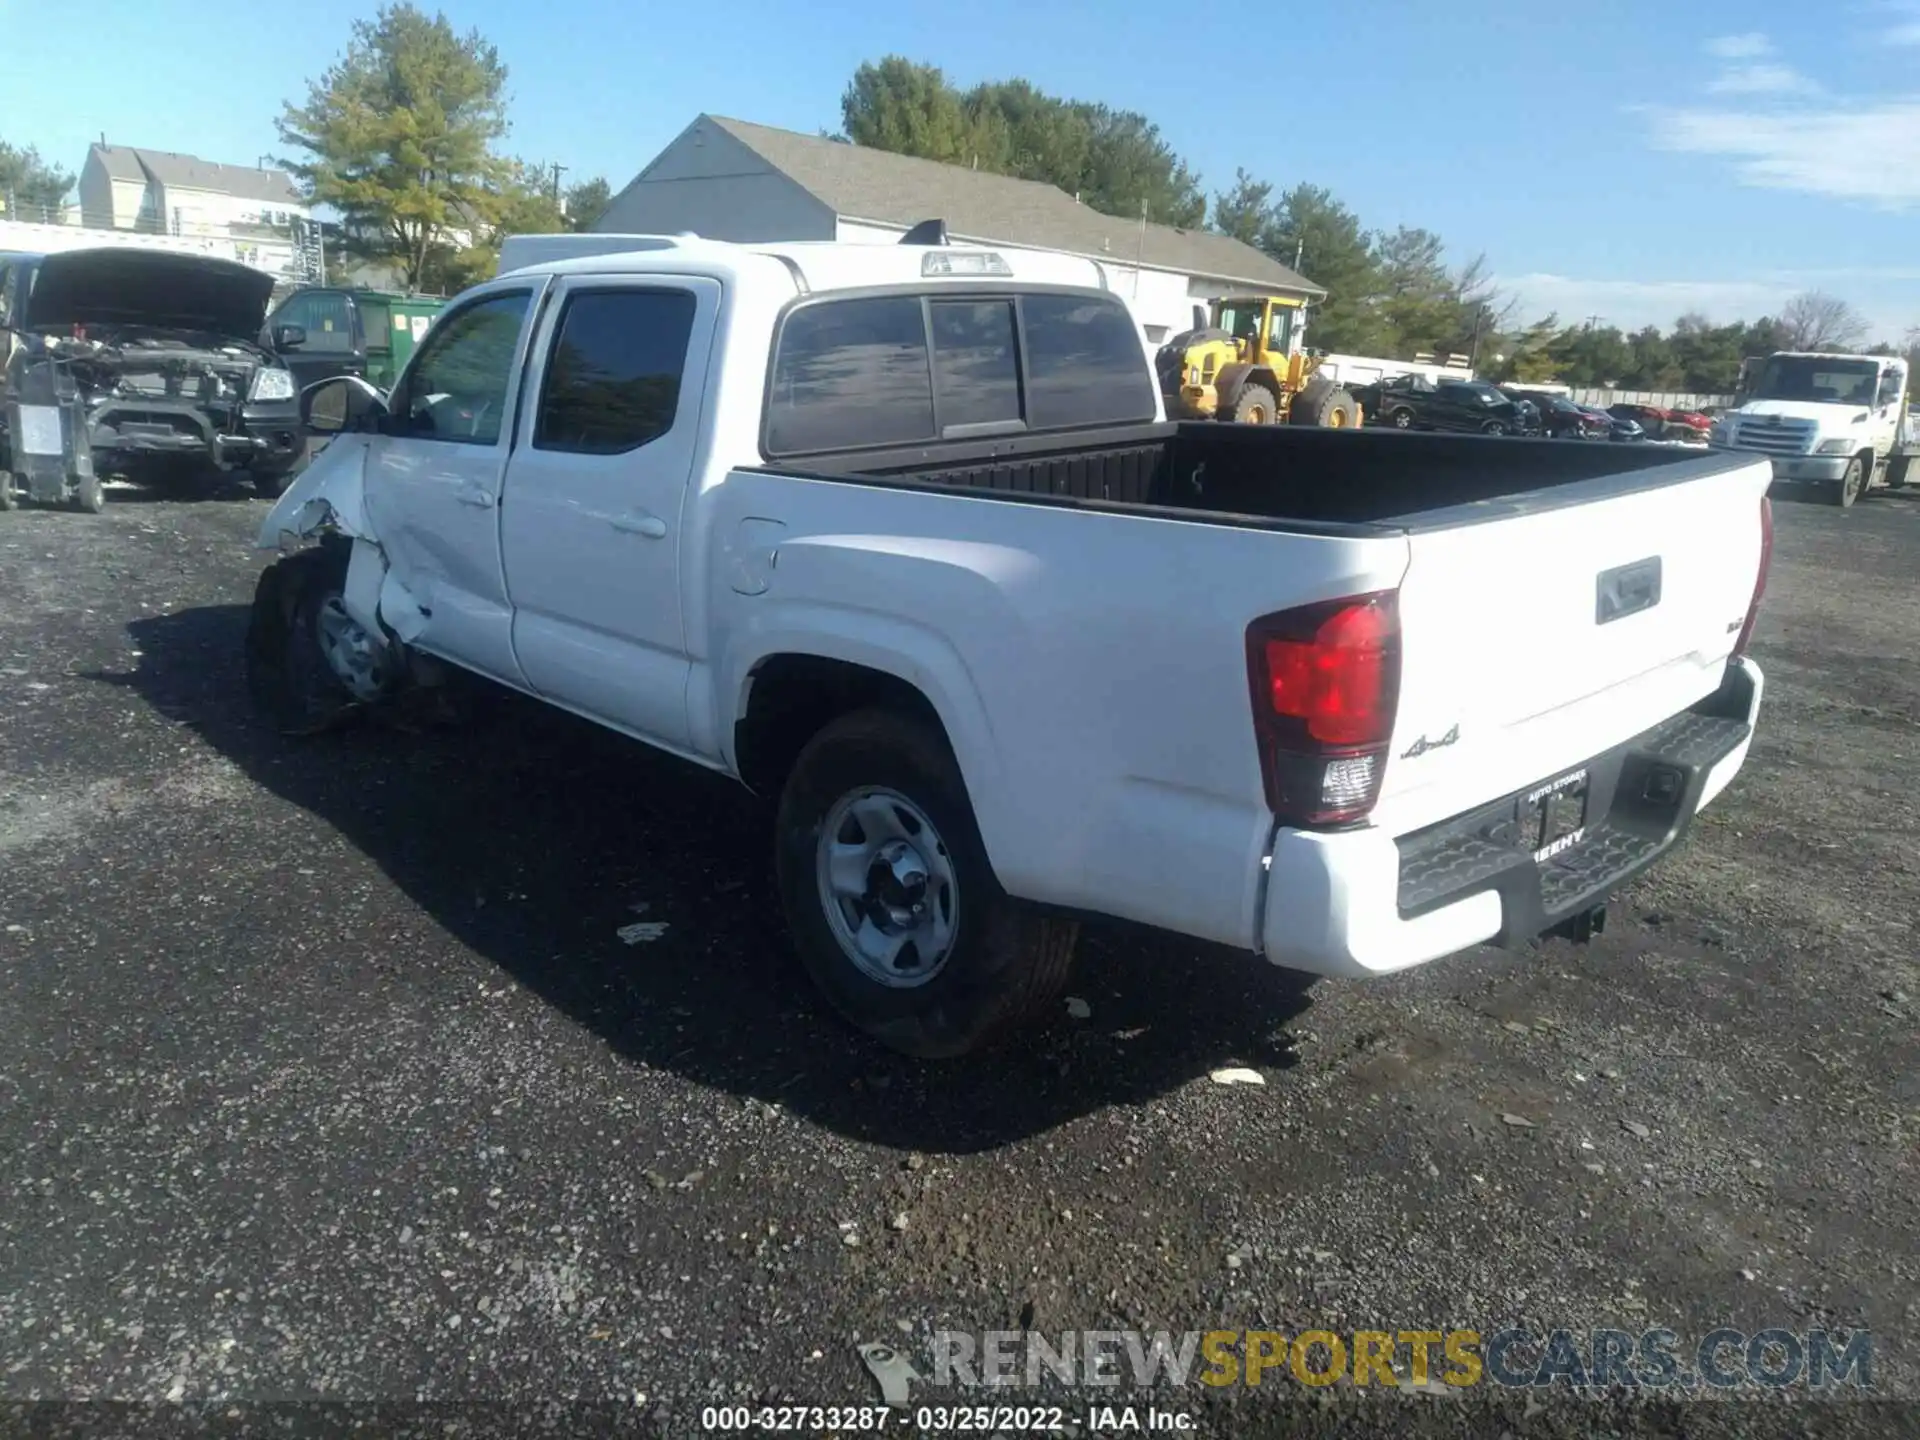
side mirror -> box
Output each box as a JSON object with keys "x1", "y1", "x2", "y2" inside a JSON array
[
  {"x1": 272, "y1": 323, "x2": 307, "y2": 351},
  {"x1": 302, "y1": 375, "x2": 387, "y2": 435}
]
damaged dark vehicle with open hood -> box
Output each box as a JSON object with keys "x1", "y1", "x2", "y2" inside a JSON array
[{"x1": 0, "y1": 248, "x2": 305, "y2": 512}]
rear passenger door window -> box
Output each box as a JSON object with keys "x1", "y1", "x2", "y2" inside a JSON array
[
  {"x1": 766, "y1": 296, "x2": 935, "y2": 456},
  {"x1": 929, "y1": 299, "x2": 1021, "y2": 433},
  {"x1": 534, "y1": 289, "x2": 697, "y2": 453}
]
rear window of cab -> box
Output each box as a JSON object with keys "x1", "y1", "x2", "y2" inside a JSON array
[{"x1": 763, "y1": 289, "x2": 1156, "y2": 458}]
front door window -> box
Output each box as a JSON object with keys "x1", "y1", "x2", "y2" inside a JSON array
[{"x1": 389, "y1": 292, "x2": 531, "y2": 446}]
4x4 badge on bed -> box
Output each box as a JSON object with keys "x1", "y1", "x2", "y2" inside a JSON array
[{"x1": 1400, "y1": 724, "x2": 1460, "y2": 760}]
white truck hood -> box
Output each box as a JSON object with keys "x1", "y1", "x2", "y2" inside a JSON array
[{"x1": 1734, "y1": 398, "x2": 1870, "y2": 426}]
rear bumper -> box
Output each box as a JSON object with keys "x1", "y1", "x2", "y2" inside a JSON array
[{"x1": 1260, "y1": 657, "x2": 1763, "y2": 978}]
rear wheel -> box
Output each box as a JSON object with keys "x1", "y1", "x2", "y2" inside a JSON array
[
  {"x1": 1232, "y1": 383, "x2": 1279, "y2": 425},
  {"x1": 775, "y1": 709, "x2": 1079, "y2": 1058},
  {"x1": 70, "y1": 473, "x2": 105, "y2": 514},
  {"x1": 1832, "y1": 456, "x2": 1866, "y2": 508},
  {"x1": 1889, "y1": 456, "x2": 1909, "y2": 490}
]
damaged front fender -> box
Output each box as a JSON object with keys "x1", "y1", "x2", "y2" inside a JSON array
[
  {"x1": 255, "y1": 434, "x2": 395, "y2": 646},
  {"x1": 256, "y1": 433, "x2": 375, "y2": 551}
]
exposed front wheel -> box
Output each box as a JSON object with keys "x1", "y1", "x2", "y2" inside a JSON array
[
  {"x1": 775, "y1": 709, "x2": 1078, "y2": 1058},
  {"x1": 1482, "y1": 420, "x2": 1509, "y2": 436},
  {"x1": 246, "y1": 545, "x2": 397, "y2": 734},
  {"x1": 1832, "y1": 457, "x2": 1865, "y2": 508},
  {"x1": 1389, "y1": 407, "x2": 1414, "y2": 429}
]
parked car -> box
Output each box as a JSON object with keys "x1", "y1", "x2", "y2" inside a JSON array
[
  {"x1": 1494, "y1": 389, "x2": 1543, "y2": 435},
  {"x1": 0, "y1": 247, "x2": 304, "y2": 511},
  {"x1": 1583, "y1": 404, "x2": 1645, "y2": 442},
  {"x1": 263, "y1": 286, "x2": 445, "y2": 396},
  {"x1": 1608, "y1": 402, "x2": 1670, "y2": 439},
  {"x1": 1515, "y1": 392, "x2": 1609, "y2": 440},
  {"x1": 245, "y1": 229, "x2": 1773, "y2": 1058},
  {"x1": 1665, "y1": 409, "x2": 1713, "y2": 444},
  {"x1": 1352, "y1": 375, "x2": 1528, "y2": 434}
]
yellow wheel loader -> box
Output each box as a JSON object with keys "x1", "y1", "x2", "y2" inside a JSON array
[{"x1": 1154, "y1": 295, "x2": 1360, "y2": 428}]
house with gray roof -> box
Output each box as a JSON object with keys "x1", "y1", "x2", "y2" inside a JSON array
[
  {"x1": 597, "y1": 115, "x2": 1321, "y2": 342},
  {"x1": 78, "y1": 144, "x2": 307, "y2": 237}
]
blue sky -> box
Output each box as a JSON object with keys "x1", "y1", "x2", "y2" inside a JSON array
[{"x1": 5, "y1": 0, "x2": 1919, "y2": 340}]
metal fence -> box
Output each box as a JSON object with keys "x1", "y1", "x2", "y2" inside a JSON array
[{"x1": 1570, "y1": 387, "x2": 1735, "y2": 410}]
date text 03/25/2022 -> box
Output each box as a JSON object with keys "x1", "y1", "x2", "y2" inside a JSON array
[{"x1": 699, "y1": 1404, "x2": 1191, "y2": 1432}]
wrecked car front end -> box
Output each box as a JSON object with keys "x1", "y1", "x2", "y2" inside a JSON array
[{"x1": 1, "y1": 248, "x2": 304, "y2": 509}]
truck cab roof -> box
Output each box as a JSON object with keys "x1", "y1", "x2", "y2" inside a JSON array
[{"x1": 494, "y1": 231, "x2": 1117, "y2": 298}]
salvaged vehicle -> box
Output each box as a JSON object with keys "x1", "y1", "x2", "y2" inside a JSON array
[
  {"x1": 0, "y1": 248, "x2": 304, "y2": 511},
  {"x1": 246, "y1": 228, "x2": 1773, "y2": 1059}
]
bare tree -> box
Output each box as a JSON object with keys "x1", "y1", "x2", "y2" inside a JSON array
[{"x1": 1779, "y1": 291, "x2": 1869, "y2": 352}]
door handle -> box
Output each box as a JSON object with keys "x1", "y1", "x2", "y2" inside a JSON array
[
  {"x1": 455, "y1": 482, "x2": 495, "y2": 509},
  {"x1": 611, "y1": 511, "x2": 668, "y2": 538}
]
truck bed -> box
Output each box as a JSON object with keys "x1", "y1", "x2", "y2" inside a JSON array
[{"x1": 774, "y1": 422, "x2": 1753, "y2": 533}]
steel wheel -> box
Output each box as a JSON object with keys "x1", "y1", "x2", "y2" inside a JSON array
[
  {"x1": 1391, "y1": 408, "x2": 1413, "y2": 428},
  {"x1": 314, "y1": 595, "x2": 392, "y2": 701},
  {"x1": 1483, "y1": 420, "x2": 1508, "y2": 436},
  {"x1": 815, "y1": 786, "x2": 959, "y2": 987}
]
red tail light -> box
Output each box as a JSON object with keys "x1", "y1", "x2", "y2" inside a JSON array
[
  {"x1": 1246, "y1": 591, "x2": 1402, "y2": 827},
  {"x1": 1732, "y1": 494, "x2": 1773, "y2": 658}
]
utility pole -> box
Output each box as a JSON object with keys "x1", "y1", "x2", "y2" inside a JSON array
[
  {"x1": 550, "y1": 162, "x2": 568, "y2": 204},
  {"x1": 1134, "y1": 198, "x2": 1146, "y2": 299},
  {"x1": 1584, "y1": 313, "x2": 1604, "y2": 331}
]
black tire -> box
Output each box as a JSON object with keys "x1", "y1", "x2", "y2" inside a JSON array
[
  {"x1": 70, "y1": 473, "x2": 105, "y2": 514},
  {"x1": 1482, "y1": 420, "x2": 1509, "y2": 436},
  {"x1": 245, "y1": 544, "x2": 387, "y2": 735},
  {"x1": 0, "y1": 472, "x2": 16, "y2": 511},
  {"x1": 1832, "y1": 456, "x2": 1865, "y2": 508},
  {"x1": 1389, "y1": 406, "x2": 1415, "y2": 429},
  {"x1": 1231, "y1": 383, "x2": 1279, "y2": 425},
  {"x1": 1289, "y1": 383, "x2": 1359, "y2": 428},
  {"x1": 774, "y1": 709, "x2": 1079, "y2": 1059},
  {"x1": 1889, "y1": 456, "x2": 1909, "y2": 490}
]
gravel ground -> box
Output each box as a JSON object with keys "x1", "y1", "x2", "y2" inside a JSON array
[{"x1": 1, "y1": 478, "x2": 1916, "y2": 1438}]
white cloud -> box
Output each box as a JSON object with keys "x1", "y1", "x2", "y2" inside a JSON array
[
  {"x1": 1705, "y1": 64, "x2": 1817, "y2": 96},
  {"x1": 1495, "y1": 272, "x2": 1916, "y2": 341},
  {"x1": 1643, "y1": 100, "x2": 1920, "y2": 206},
  {"x1": 1706, "y1": 32, "x2": 1773, "y2": 59}
]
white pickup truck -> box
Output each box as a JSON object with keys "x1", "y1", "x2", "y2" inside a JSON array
[
  {"x1": 1713, "y1": 350, "x2": 1914, "y2": 507},
  {"x1": 247, "y1": 229, "x2": 1773, "y2": 1058}
]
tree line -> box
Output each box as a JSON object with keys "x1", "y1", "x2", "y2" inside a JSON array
[
  {"x1": 840, "y1": 57, "x2": 1906, "y2": 393},
  {"x1": 6, "y1": 16, "x2": 1909, "y2": 385}
]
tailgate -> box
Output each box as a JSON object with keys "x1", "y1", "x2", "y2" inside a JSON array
[{"x1": 1376, "y1": 456, "x2": 1771, "y2": 830}]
